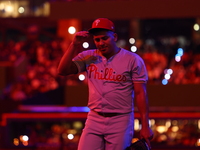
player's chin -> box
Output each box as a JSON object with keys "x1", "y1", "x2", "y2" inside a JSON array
[{"x1": 99, "y1": 48, "x2": 107, "y2": 53}]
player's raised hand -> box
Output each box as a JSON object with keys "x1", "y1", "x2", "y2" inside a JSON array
[{"x1": 72, "y1": 31, "x2": 90, "y2": 45}]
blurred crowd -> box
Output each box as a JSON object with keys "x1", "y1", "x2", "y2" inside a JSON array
[
  {"x1": 8, "y1": 118, "x2": 200, "y2": 149},
  {"x1": 137, "y1": 37, "x2": 200, "y2": 84},
  {"x1": 0, "y1": 33, "x2": 200, "y2": 102},
  {"x1": 0, "y1": 38, "x2": 66, "y2": 101}
]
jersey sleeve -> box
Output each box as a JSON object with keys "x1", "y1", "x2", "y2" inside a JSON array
[
  {"x1": 72, "y1": 52, "x2": 87, "y2": 73},
  {"x1": 131, "y1": 55, "x2": 148, "y2": 83},
  {"x1": 72, "y1": 50, "x2": 96, "y2": 73}
]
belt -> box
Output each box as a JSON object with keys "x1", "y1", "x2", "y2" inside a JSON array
[{"x1": 93, "y1": 111, "x2": 122, "y2": 117}]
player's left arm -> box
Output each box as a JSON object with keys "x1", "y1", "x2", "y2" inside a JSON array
[{"x1": 134, "y1": 82, "x2": 154, "y2": 148}]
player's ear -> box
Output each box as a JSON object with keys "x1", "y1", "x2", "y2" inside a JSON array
[{"x1": 114, "y1": 33, "x2": 118, "y2": 42}]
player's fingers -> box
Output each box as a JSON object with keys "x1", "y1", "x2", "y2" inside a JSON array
[
  {"x1": 148, "y1": 134, "x2": 154, "y2": 140},
  {"x1": 73, "y1": 31, "x2": 90, "y2": 44},
  {"x1": 144, "y1": 138, "x2": 151, "y2": 150},
  {"x1": 76, "y1": 31, "x2": 89, "y2": 37}
]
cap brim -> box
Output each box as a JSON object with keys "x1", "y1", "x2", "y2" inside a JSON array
[{"x1": 88, "y1": 28, "x2": 113, "y2": 34}]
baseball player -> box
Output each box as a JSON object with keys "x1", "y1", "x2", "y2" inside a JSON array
[{"x1": 58, "y1": 18, "x2": 153, "y2": 150}]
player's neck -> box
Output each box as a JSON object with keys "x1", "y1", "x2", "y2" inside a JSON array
[{"x1": 103, "y1": 47, "x2": 121, "y2": 59}]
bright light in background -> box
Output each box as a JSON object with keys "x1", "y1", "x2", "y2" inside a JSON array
[
  {"x1": 162, "y1": 79, "x2": 168, "y2": 85},
  {"x1": 129, "y1": 38, "x2": 136, "y2": 44},
  {"x1": 68, "y1": 134, "x2": 74, "y2": 140},
  {"x1": 19, "y1": 135, "x2": 29, "y2": 146},
  {"x1": 162, "y1": 68, "x2": 173, "y2": 85},
  {"x1": 22, "y1": 135, "x2": 29, "y2": 141},
  {"x1": 134, "y1": 119, "x2": 141, "y2": 131},
  {"x1": 175, "y1": 55, "x2": 181, "y2": 62},
  {"x1": 68, "y1": 26, "x2": 76, "y2": 34},
  {"x1": 83, "y1": 42, "x2": 89, "y2": 49},
  {"x1": 13, "y1": 138, "x2": 19, "y2": 146},
  {"x1": 131, "y1": 46, "x2": 137, "y2": 52},
  {"x1": 150, "y1": 119, "x2": 155, "y2": 127},
  {"x1": 193, "y1": 23, "x2": 200, "y2": 31},
  {"x1": 165, "y1": 120, "x2": 171, "y2": 128},
  {"x1": 0, "y1": 1, "x2": 49, "y2": 17},
  {"x1": 171, "y1": 126, "x2": 179, "y2": 132},
  {"x1": 73, "y1": 121, "x2": 83, "y2": 130},
  {"x1": 197, "y1": 138, "x2": 200, "y2": 146},
  {"x1": 5, "y1": 5, "x2": 13, "y2": 13},
  {"x1": 167, "y1": 69, "x2": 173, "y2": 75},
  {"x1": 78, "y1": 74, "x2": 85, "y2": 81},
  {"x1": 0, "y1": 3, "x2": 5, "y2": 10},
  {"x1": 177, "y1": 48, "x2": 183, "y2": 56},
  {"x1": 18, "y1": 7, "x2": 25, "y2": 13},
  {"x1": 156, "y1": 125, "x2": 167, "y2": 134},
  {"x1": 175, "y1": 48, "x2": 184, "y2": 62},
  {"x1": 132, "y1": 138, "x2": 139, "y2": 143},
  {"x1": 164, "y1": 74, "x2": 171, "y2": 80}
]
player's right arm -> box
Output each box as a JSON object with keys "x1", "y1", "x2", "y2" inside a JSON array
[{"x1": 57, "y1": 31, "x2": 89, "y2": 76}]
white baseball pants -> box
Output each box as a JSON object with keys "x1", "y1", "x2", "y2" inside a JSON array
[{"x1": 78, "y1": 110, "x2": 134, "y2": 150}]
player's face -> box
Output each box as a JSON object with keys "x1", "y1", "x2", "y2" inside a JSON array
[{"x1": 93, "y1": 30, "x2": 117, "y2": 58}]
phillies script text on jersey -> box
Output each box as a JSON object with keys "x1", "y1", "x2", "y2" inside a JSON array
[{"x1": 87, "y1": 64, "x2": 127, "y2": 82}]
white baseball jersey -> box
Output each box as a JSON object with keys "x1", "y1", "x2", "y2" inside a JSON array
[{"x1": 73, "y1": 48, "x2": 148, "y2": 113}]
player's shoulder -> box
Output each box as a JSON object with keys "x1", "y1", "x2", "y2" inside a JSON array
[
  {"x1": 120, "y1": 48, "x2": 141, "y2": 58},
  {"x1": 80, "y1": 49, "x2": 98, "y2": 55}
]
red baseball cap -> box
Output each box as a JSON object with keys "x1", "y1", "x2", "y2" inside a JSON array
[{"x1": 88, "y1": 18, "x2": 115, "y2": 34}]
